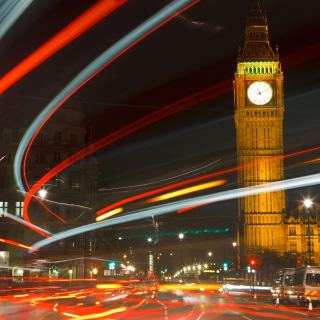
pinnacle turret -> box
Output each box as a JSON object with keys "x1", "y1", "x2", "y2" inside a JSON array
[
  {"x1": 238, "y1": 0, "x2": 278, "y2": 62},
  {"x1": 246, "y1": 0, "x2": 267, "y2": 26}
]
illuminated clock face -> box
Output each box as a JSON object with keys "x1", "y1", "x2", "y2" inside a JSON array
[{"x1": 247, "y1": 81, "x2": 272, "y2": 105}]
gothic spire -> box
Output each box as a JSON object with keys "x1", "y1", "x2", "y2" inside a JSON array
[
  {"x1": 238, "y1": 0, "x2": 278, "y2": 62},
  {"x1": 246, "y1": 0, "x2": 267, "y2": 26}
]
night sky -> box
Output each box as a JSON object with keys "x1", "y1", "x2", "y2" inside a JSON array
[{"x1": 1, "y1": 0, "x2": 320, "y2": 247}]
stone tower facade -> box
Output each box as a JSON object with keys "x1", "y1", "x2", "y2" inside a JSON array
[{"x1": 234, "y1": 0, "x2": 286, "y2": 262}]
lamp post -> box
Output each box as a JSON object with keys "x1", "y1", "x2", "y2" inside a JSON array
[
  {"x1": 304, "y1": 199, "x2": 312, "y2": 266},
  {"x1": 179, "y1": 233, "x2": 184, "y2": 269},
  {"x1": 232, "y1": 242, "x2": 237, "y2": 270}
]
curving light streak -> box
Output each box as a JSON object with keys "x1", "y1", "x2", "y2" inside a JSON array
[
  {"x1": 99, "y1": 160, "x2": 220, "y2": 191},
  {"x1": 145, "y1": 180, "x2": 226, "y2": 203},
  {"x1": 15, "y1": 5, "x2": 318, "y2": 233},
  {"x1": 0, "y1": 0, "x2": 33, "y2": 40},
  {"x1": 0, "y1": 209, "x2": 51, "y2": 236},
  {"x1": 96, "y1": 207, "x2": 123, "y2": 222},
  {"x1": 62, "y1": 307, "x2": 127, "y2": 320},
  {"x1": 29, "y1": 173, "x2": 320, "y2": 252},
  {"x1": 97, "y1": 146, "x2": 320, "y2": 215},
  {"x1": 0, "y1": 0, "x2": 128, "y2": 95},
  {"x1": 15, "y1": 0, "x2": 201, "y2": 233},
  {"x1": 0, "y1": 237, "x2": 39, "y2": 251}
]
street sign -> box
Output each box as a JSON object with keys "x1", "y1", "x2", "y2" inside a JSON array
[{"x1": 104, "y1": 270, "x2": 111, "y2": 276}]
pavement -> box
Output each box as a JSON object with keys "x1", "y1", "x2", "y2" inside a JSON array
[{"x1": 1, "y1": 289, "x2": 320, "y2": 319}]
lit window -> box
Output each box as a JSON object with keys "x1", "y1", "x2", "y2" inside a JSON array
[
  {"x1": 15, "y1": 202, "x2": 23, "y2": 217},
  {"x1": 0, "y1": 202, "x2": 8, "y2": 217}
]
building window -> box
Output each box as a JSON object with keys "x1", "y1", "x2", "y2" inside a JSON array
[
  {"x1": 0, "y1": 201, "x2": 8, "y2": 217},
  {"x1": 35, "y1": 153, "x2": 44, "y2": 163},
  {"x1": 71, "y1": 133, "x2": 76, "y2": 145},
  {"x1": 54, "y1": 132, "x2": 61, "y2": 145},
  {"x1": 4, "y1": 132, "x2": 11, "y2": 144},
  {"x1": 289, "y1": 227, "x2": 296, "y2": 235},
  {"x1": 53, "y1": 152, "x2": 61, "y2": 163},
  {"x1": 289, "y1": 241, "x2": 297, "y2": 253},
  {"x1": 15, "y1": 202, "x2": 23, "y2": 217}
]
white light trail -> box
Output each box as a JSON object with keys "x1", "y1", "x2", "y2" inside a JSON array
[
  {"x1": 29, "y1": 173, "x2": 320, "y2": 252},
  {"x1": 0, "y1": 0, "x2": 33, "y2": 40}
]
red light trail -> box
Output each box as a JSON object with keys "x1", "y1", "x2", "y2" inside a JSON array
[
  {"x1": 18, "y1": 24, "x2": 320, "y2": 233},
  {"x1": 21, "y1": 0, "x2": 202, "y2": 233},
  {"x1": 97, "y1": 145, "x2": 320, "y2": 216},
  {"x1": 0, "y1": 0, "x2": 128, "y2": 95},
  {"x1": 0, "y1": 237, "x2": 39, "y2": 251}
]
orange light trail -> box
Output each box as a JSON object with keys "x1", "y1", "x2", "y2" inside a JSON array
[
  {"x1": 287, "y1": 157, "x2": 320, "y2": 168},
  {"x1": 145, "y1": 180, "x2": 226, "y2": 203},
  {"x1": 97, "y1": 146, "x2": 320, "y2": 215},
  {"x1": 21, "y1": 38, "x2": 320, "y2": 233},
  {"x1": 0, "y1": 237, "x2": 39, "y2": 251},
  {"x1": 21, "y1": 0, "x2": 202, "y2": 234},
  {"x1": 63, "y1": 307, "x2": 127, "y2": 320},
  {"x1": 95, "y1": 208, "x2": 123, "y2": 222},
  {"x1": 0, "y1": 0, "x2": 128, "y2": 95}
]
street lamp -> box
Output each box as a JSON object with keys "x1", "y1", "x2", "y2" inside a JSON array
[
  {"x1": 232, "y1": 242, "x2": 238, "y2": 269},
  {"x1": 148, "y1": 238, "x2": 152, "y2": 243},
  {"x1": 178, "y1": 233, "x2": 184, "y2": 272},
  {"x1": 208, "y1": 252, "x2": 212, "y2": 257},
  {"x1": 39, "y1": 190, "x2": 47, "y2": 199},
  {"x1": 304, "y1": 199, "x2": 313, "y2": 266}
]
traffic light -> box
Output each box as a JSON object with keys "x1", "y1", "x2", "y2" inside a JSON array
[
  {"x1": 223, "y1": 263, "x2": 228, "y2": 271},
  {"x1": 247, "y1": 266, "x2": 251, "y2": 272},
  {"x1": 89, "y1": 270, "x2": 92, "y2": 274},
  {"x1": 250, "y1": 260, "x2": 255, "y2": 266},
  {"x1": 109, "y1": 262, "x2": 116, "y2": 270}
]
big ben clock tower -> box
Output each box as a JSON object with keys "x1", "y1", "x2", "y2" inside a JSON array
[{"x1": 235, "y1": 0, "x2": 286, "y2": 262}]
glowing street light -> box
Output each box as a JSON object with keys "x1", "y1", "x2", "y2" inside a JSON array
[
  {"x1": 39, "y1": 190, "x2": 47, "y2": 199},
  {"x1": 232, "y1": 242, "x2": 237, "y2": 247},
  {"x1": 179, "y1": 233, "x2": 184, "y2": 240},
  {"x1": 93, "y1": 268, "x2": 97, "y2": 275},
  {"x1": 208, "y1": 252, "x2": 212, "y2": 257},
  {"x1": 147, "y1": 238, "x2": 152, "y2": 243},
  {"x1": 304, "y1": 199, "x2": 312, "y2": 208},
  {"x1": 304, "y1": 199, "x2": 313, "y2": 266}
]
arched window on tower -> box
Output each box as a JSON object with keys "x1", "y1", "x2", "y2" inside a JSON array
[
  {"x1": 261, "y1": 67, "x2": 264, "y2": 74},
  {"x1": 270, "y1": 67, "x2": 273, "y2": 73},
  {"x1": 249, "y1": 67, "x2": 252, "y2": 73},
  {"x1": 245, "y1": 67, "x2": 248, "y2": 73},
  {"x1": 253, "y1": 67, "x2": 256, "y2": 74},
  {"x1": 266, "y1": 67, "x2": 269, "y2": 73},
  {"x1": 258, "y1": 67, "x2": 260, "y2": 74}
]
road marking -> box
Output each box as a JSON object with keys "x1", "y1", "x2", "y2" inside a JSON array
[
  {"x1": 242, "y1": 317, "x2": 252, "y2": 320},
  {"x1": 196, "y1": 311, "x2": 205, "y2": 320},
  {"x1": 252, "y1": 307, "x2": 260, "y2": 310},
  {"x1": 232, "y1": 311, "x2": 240, "y2": 314},
  {"x1": 156, "y1": 299, "x2": 168, "y2": 320}
]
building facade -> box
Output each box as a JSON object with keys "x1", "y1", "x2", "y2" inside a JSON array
[
  {"x1": 0, "y1": 101, "x2": 98, "y2": 277},
  {"x1": 235, "y1": 0, "x2": 319, "y2": 265}
]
